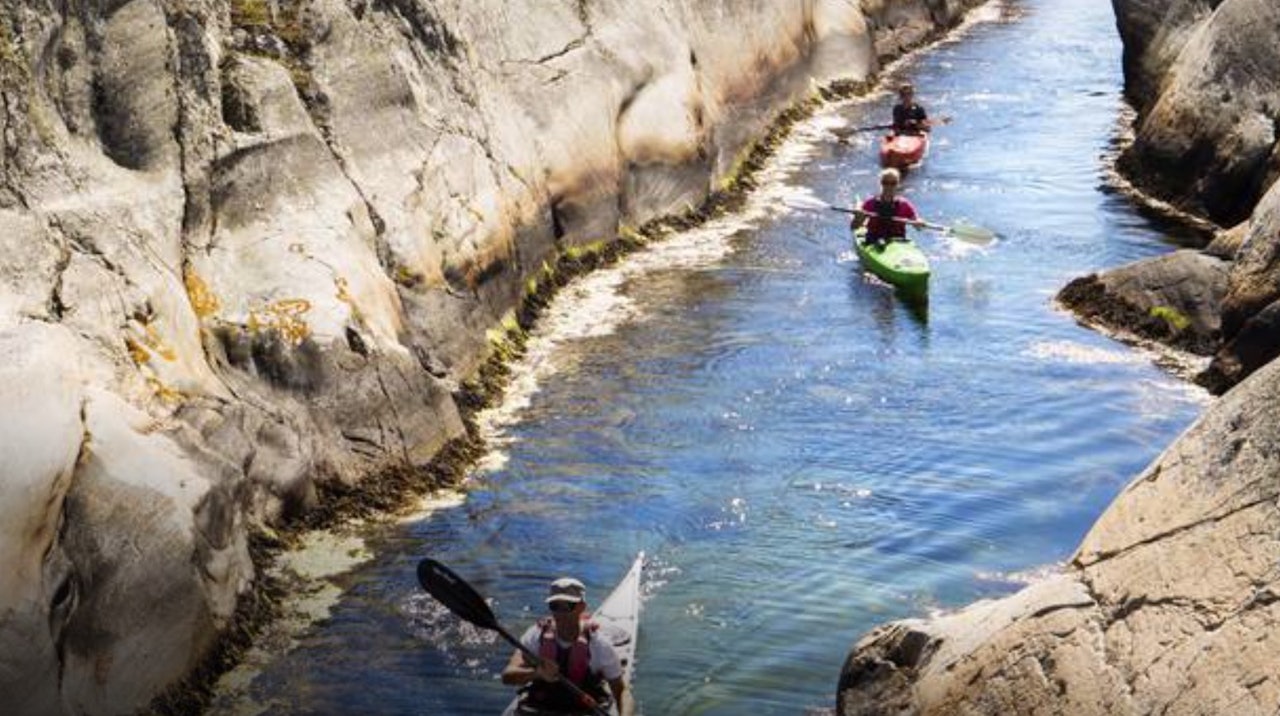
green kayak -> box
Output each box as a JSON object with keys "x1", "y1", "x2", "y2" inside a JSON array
[{"x1": 853, "y1": 227, "x2": 930, "y2": 291}]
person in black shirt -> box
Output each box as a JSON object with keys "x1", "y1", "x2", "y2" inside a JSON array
[{"x1": 891, "y1": 83, "x2": 930, "y2": 135}]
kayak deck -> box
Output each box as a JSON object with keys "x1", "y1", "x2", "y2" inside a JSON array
[
  {"x1": 879, "y1": 132, "x2": 929, "y2": 169},
  {"x1": 591, "y1": 552, "x2": 643, "y2": 684},
  {"x1": 503, "y1": 553, "x2": 644, "y2": 715},
  {"x1": 854, "y1": 228, "x2": 930, "y2": 291}
]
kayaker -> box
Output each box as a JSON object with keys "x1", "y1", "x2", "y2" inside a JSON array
[
  {"x1": 851, "y1": 168, "x2": 924, "y2": 248},
  {"x1": 501, "y1": 576, "x2": 635, "y2": 716},
  {"x1": 891, "y1": 83, "x2": 930, "y2": 135}
]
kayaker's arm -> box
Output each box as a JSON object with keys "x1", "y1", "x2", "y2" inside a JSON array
[
  {"x1": 608, "y1": 676, "x2": 635, "y2": 716},
  {"x1": 501, "y1": 648, "x2": 559, "y2": 686},
  {"x1": 849, "y1": 210, "x2": 868, "y2": 232}
]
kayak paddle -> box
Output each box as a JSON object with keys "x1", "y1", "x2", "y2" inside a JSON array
[
  {"x1": 831, "y1": 115, "x2": 952, "y2": 140},
  {"x1": 831, "y1": 123, "x2": 893, "y2": 139},
  {"x1": 911, "y1": 217, "x2": 995, "y2": 245},
  {"x1": 784, "y1": 196, "x2": 996, "y2": 246},
  {"x1": 417, "y1": 558, "x2": 613, "y2": 716}
]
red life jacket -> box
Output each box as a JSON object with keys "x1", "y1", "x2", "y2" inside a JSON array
[
  {"x1": 538, "y1": 617, "x2": 595, "y2": 684},
  {"x1": 522, "y1": 617, "x2": 609, "y2": 713}
]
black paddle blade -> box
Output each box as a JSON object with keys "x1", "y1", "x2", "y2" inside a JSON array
[{"x1": 417, "y1": 558, "x2": 500, "y2": 631}]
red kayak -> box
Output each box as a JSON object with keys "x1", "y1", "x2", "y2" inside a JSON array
[{"x1": 879, "y1": 132, "x2": 929, "y2": 169}]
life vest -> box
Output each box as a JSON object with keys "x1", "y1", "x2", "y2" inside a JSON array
[
  {"x1": 521, "y1": 618, "x2": 610, "y2": 713},
  {"x1": 867, "y1": 198, "x2": 907, "y2": 239},
  {"x1": 539, "y1": 617, "x2": 594, "y2": 684}
]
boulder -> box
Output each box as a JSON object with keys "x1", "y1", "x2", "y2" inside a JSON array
[
  {"x1": 1057, "y1": 249, "x2": 1229, "y2": 355},
  {"x1": 1114, "y1": 0, "x2": 1280, "y2": 224}
]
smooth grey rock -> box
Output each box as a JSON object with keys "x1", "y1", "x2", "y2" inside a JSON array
[{"x1": 0, "y1": 326, "x2": 86, "y2": 716}]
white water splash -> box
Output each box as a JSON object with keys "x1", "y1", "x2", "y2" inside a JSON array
[
  {"x1": 1025, "y1": 339, "x2": 1148, "y2": 365},
  {"x1": 974, "y1": 562, "x2": 1066, "y2": 587},
  {"x1": 397, "y1": 489, "x2": 468, "y2": 523},
  {"x1": 207, "y1": 529, "x2": 372, "y2": 716},
  {"x1": 1025, "y1": 341, "x2": 1211, "y2": 419},
  {"x1": 209, "y1": 493, "x2": 470, "y2": 715}
]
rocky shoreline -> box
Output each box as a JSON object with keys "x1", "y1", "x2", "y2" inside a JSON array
[
  {"x1": 837, "y1": 0, "x2": 1280, "y2": 713},
  {"x1": 0, "y1": 1, "x2": 989, "y2": 713}
]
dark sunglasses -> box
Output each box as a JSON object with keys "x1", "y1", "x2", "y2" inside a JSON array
[{"x1": 549, "y1": 601, "x2": 577, "y2": 613}]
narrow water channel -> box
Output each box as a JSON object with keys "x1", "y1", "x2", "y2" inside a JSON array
[{"x1": 216, "y1": 1, "x2": 1209, "y2": 714}]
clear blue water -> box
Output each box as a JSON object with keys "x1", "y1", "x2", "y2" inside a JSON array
[{"x1": 224, "y1": 1, "x2": 1207, "y2": 714}]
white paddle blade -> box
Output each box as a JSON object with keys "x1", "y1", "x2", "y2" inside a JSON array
[
  {"x1": 948, "y1": 222, "x2": 996, "y2": 245},
  {"x1": 784, "y1": 195, "x2": 837, "y2": 213}
]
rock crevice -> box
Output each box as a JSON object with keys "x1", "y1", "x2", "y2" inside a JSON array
[{"x1": 0, "y1": 1, "x2": 987, "y2": 713}]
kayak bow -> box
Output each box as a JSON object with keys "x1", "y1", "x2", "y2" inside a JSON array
[{"x1": 879, "y1": 132, "x2": 929, "y2": 169}]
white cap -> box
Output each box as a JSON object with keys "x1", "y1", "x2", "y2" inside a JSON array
[{"x1": 545, "y1": 577, "x2": 586, "y2": 605}]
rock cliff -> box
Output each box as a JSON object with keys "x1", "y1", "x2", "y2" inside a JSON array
[
  {"x1": 0, "y1": 0, "x2": 981, "y2": 713},
  {"x1": 1060, "y1": 0, "x2": 1280, "y2": 391},
  {"x1": 839, "y1": 1, "x2": 1280, "y2": 713}
]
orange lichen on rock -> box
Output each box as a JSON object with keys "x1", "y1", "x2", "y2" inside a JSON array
[{"x1": 248, "y1": 299, "x2": 313, "y2": 345}]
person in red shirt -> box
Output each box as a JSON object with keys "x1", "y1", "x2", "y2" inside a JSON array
[{"x1": 850, "y1": 168, "x2": 924, "y2": 248}]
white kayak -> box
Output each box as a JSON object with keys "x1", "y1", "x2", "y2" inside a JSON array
[{"x1": 502, "y1": 553, "x2": 644, "y2": 715}]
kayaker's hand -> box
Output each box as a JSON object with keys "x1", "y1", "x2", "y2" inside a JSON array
[{"x1": 534, "y1": 659, "x2": 561, "y2": 682}]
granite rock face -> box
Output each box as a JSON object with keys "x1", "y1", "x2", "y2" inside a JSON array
[
  {"x1": 1114, "y1": 0, "x2": 1280, "y2": 225},
  {"x1": 0, "y1": 0, "x2": 981, "y2": 712}
]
